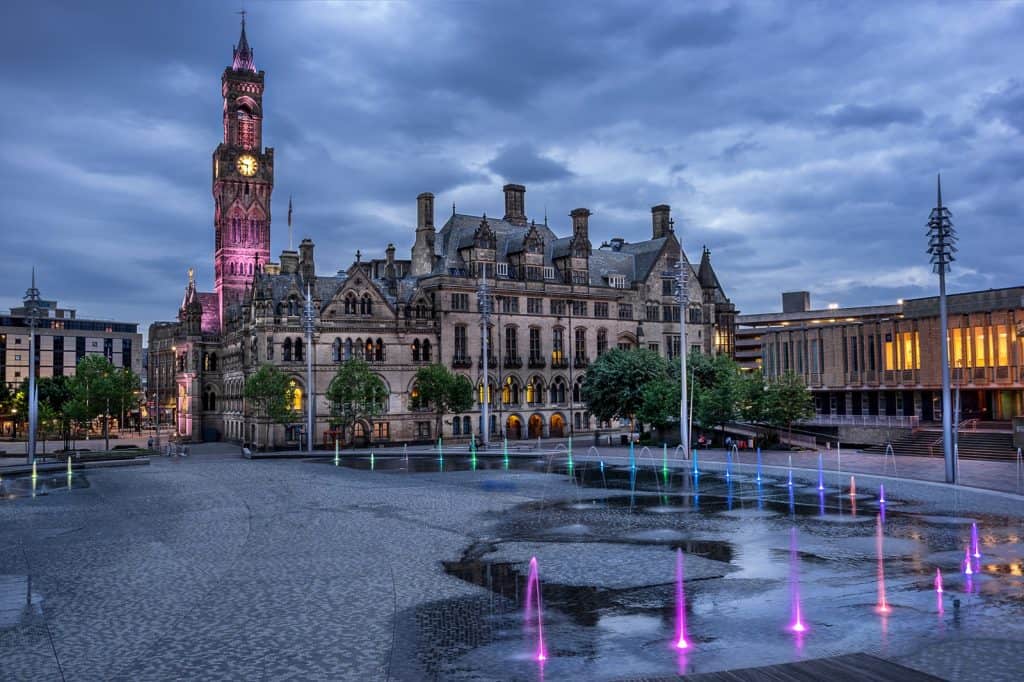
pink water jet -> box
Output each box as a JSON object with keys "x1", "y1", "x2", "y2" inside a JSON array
[
  {"x1": 875, "y1": 515, "x2": 891, "y2": 614},
  {"x1": 963, "y1": 546, "x2": 973, "y2": 576},
  {"x1": 789, "y1": 527, "x2": 808, "y2": 634},
  {"x1": 850, "y1": 476, "x2": 856, "y2": 496},
  {"x1": 934, "y1": 568, "x2": 943, "y2": 593},
  {"x1": 525, "y1": 557, "x2": 547, "y2": 662},
  {"x1": 879, "y1": 483, "x2": 886, "y2": 505},
  {"x1": 674, "y1": 548, "x2": 690, "y2": 650}
]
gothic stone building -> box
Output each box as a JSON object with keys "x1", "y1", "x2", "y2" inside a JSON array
[{"x1": 149, "y1": 22, "x2": 736, "y2": 447}]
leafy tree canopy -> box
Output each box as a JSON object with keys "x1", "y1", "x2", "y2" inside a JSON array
[
  {"x1": 326, "y1": 359, "x2": 389, "y2": 443},
  {"x1": 581, "y1": 348, "x2": 669, "y2": 426},
  {"x1": 413, "y1": 364, "x2": 474, "y2": 438}
]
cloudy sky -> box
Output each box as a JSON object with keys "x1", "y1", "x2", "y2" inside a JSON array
[{"x1": 1, "y1": 0, "x2": 1022, "y2": 336}]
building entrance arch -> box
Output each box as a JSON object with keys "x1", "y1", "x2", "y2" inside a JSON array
[
  {"x1": 550, "y1": 413, "x2": 565, "y2": 438},
  {"x1": 506, "y1": 414, "x2": 523, "y2": 440},
  {"x1": 528, "y1": 414, "x2": 544, "y2": 440}
]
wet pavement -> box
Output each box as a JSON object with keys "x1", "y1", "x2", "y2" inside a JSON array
[{"x1": 0, "y1": 444, "x2": 1023, "y2": 680}]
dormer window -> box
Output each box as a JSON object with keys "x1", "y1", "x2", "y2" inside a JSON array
[
  {"x1": 608, "y1": 274, "x2": 626, "y2": 289},
  {"x1": 543, "y1": 266, "x2": 555, "y2": 280},
  {"x1": 496, "y1": 262, "x2": 509, "y2": 277}
]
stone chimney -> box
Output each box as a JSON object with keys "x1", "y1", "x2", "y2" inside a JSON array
[
  {"x1": 298, "y1": 238, "x2": 315, "y2": 282},
  {"x1": 279, "y1": 250, "x2": 298, "y2": 274},
  {"x1": 503, "y1": 183, "x2": 527, "y2": 225},
  {"x1": 651, "y1": 204, "x2": 672, "y2": 239},
  {"x1": 411, "y1": 192, "x2": 436, "y2": 277},
  {"x1": 385, "y1": 243, "x2": 396, "y2": 278},
  {"x1": 570, "y1": 208, "x2": 591, "y2": 239}
]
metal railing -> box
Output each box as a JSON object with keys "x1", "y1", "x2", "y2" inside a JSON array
[{"x1": 801, "y1": 414, "x2": 920, "y2": 428}]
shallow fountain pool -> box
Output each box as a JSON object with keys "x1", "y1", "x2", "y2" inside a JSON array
[{"x1": 381, "y1": 460, "x2": 1024, "y2": 680}]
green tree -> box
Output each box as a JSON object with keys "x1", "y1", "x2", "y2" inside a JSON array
[
  {"x1": 67, "y1": 355, "x2": 138, "y2": 451},
  {"x1": 412, "y1": 364, "x2": 474, "y2": 439},
  {"x1": 581, "y1": 348, "x2": 670, "y2": 433},
  {"x1": 244, "y1": 363, "x2": 297, "y2": 449},
  {"x1": 691, "y1": 353, "x2": 742, "y2": 440},
  {"x1": 325, "y1": 359, "x2": 388, "y2": 447},
  {"x1": 637, "y1": 376, "x2": 681, "y2": 431},
  {"x1": 17, "y1": 376, "x2": 75, "y2": 451},
  {"x1": 764, "y1": 371, "x2": 815, "y2": 445}
]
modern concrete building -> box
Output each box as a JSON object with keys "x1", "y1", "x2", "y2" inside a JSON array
[
  {"x1": 737, "y1": 288, "x2": 1024, "y2": 427},
  {"x1": 1, "y1": 297, "x2": 142, "y2": 388},
  {"x1": 148, "y1": 21, "x2": 737, "y2": 447}
]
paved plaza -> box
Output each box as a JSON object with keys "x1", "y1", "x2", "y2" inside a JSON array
[{"x1": 1, "y1": 444, "x2": 1023, "y2": 680}]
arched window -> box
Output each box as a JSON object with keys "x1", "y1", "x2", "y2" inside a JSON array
[
  {"x1": 550, "y1": 377, "x2": 566, "y2": 404},
  {"x1": 597, "y1": 329, "x2": 608, "y2": 356},
  {"x1": 574, "y1": 412, "x2": 582, "y2": 430},
  {"x1": 288, "y1": 298, "x2": 298, "y2": 317},
  {"x1": 573, "y1": 377, "x2": 583, "y2": 403},
  {"x1": 332, "y1": 338, "x2": 342, "y2": 363},
  {"x1": 462, "y1": 416, "x2": 471, "y2": 435},
  {"x1": 343, "y1": 293, "x2": 357, "y2": 315},
  {"x1": 375, "y1": 338, "x2": 384, "y2": 362},
  {"x1": 354, "y1": 338, "x2": 364, "y2": 359},
  {"x1": 344, "y1": 338, "x2": 353, "y2": 361},
  {"x1": 267, "y1": 337, "x2": 274, "y2": 360},
  {"x1": 502, "y1": 376, "x2": 521, "y2": 405},
  {"x1": 410, "y1": 382, "x2": 422, "y2": 410},
  {"x1": 412, "y1": 339, "x2": 420, "y2": 362},
  {"x1": 283, "y1": 338, "x2": 293, "y2": 362},
  {"x1": 477, "y1": 380, "x2": 494, "y2": 406},
  {"x1": 360, "y1": 294, "x2": 372, "y2": 315},
  {"x1": 364, "y1": 338, "x2": 373, "y2": 358},
  {"x1": 290, "y1": 381, "x2": 303, "y2": 412},
  {"x1": 526, "y1": 377, "x2": 544, "y2": 405},
  {"x1": 453, "y1": 416, "x2": 462, "y2": 435},
  {"x1": 294, "y1": 337, "x2": 305, "y2": 362},
  {"x1": 422, "y1": 339, "x2": 431, "y2": 362}
]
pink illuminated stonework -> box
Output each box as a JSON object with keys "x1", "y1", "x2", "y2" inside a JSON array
[{"x1": 212, "y1": 17, "x2": 273, "y2": 330}]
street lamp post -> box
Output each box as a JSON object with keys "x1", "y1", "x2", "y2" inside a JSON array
[
  {"x1": 927, "y1": 175, "x2": 958, "y2": 484},
  {"x1": 662, "y1": 230, "x2": 690, "y2": 456},
  {"x1": 303, "y1": 284, "x2": 315, "y2": 454},
  {"x1": 25, "y1": 269, "x2": 41, "y2": 465},
  {"x1": 478, "y1": 275, "x2": 492, "y2": 447}
]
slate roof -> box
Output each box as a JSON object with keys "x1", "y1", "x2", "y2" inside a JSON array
[{"x1": 434, "y1": 213, "x2": 677, "y2": 288}]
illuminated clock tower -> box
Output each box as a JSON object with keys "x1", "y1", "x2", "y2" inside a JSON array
[{"x1": 212, "y1": 17, "x2": 273, "y2": 330}]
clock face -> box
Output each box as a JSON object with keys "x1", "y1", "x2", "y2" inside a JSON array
[{"x1": 237, "y1": 154, "x2": 258, "y2": 177}]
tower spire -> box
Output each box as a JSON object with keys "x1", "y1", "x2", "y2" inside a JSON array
[{"x1": 232, "y1": 10, "x2": 255, "y2": 72}]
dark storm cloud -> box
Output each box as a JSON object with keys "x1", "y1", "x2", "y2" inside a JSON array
[
  {"x1": 824, "y1": 103, "x2": 925, "y2": 130},
  {"x1": 1, "y1": 0, "x2": 1022, "y2": 331},
  {"x1": 488, "y1": 144, "x2": 573, "y2": 184}
]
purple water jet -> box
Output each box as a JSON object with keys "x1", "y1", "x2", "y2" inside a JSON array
[
  {"x1": 875, "y1": 515, "x2": 890, "y2": 614},
  {"x1": 879, "y1": 483, "x2": 886, "y2": 505},
  {"x1": 674, "y1": 548, "x2": 690, "y2": 650},
  {"x1": 524, "y1": 557, "x2": 547, "y2": 662},
  {"x1": 971, "y1": 523, "x2": 981, "y2": 560},
  {"x1": 817, "y1": 452, "x2": 824, "y2": 491},
  {"x1": 789, "y1": 527, "x2": 807, "y2": 635},
  {"x1": 963, "y1": 546, "x2": 973, "y2": 576},
  {"x1": 934, "y1": 568, "x2": 943, "y2": 593}
]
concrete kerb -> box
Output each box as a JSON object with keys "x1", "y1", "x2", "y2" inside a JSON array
[{"x1": 0, "y1": 456, "x2": 151, "y2": 477}]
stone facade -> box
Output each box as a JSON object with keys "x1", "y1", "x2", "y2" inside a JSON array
[
  {"x1": 148, "y1": 22, "x2": 736, "y2": 447},
  {"x1": 738, "y1": 288, "x2": 1024, "y2": 423}
]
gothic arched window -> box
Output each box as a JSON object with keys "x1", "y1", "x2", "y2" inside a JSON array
[
  {"x1": 332, "y1": 338, "x2": 342, "y2": 363},
  {"x1": 294, "y1": 337, "x2": 305, "y2": 362},
  {"x1": 422, "y1": 339, "x2": 431, "y2": 362},
  {"x1": 344, "y1": 338, "x2": 353, "y2": 361},
  {"x1": 375, "y1": 338, "x2": 384, "y2": 362},
  {"x1": 360, "y1": 294, "x2": 372, "y2": 316},
  {"x1": 412, "y1": 339, "x2": 420, "y2": 362},
  {"x1": 283, "y1": 338, "x2": 293, "y2": 362}
]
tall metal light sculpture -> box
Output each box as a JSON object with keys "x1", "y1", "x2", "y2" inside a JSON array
[
  {"x1": 927, "y1": 175, "x2": 958, "y2": 484},
  {"x1": 303, "y1": 284, "x2": 316, "y2": 454},
  {"x1": 25, "y1": 269, "x2": 41, "y2": 465},
  {"x1": 478, "y1": 275, "x2": 492, "y2": 446}
]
